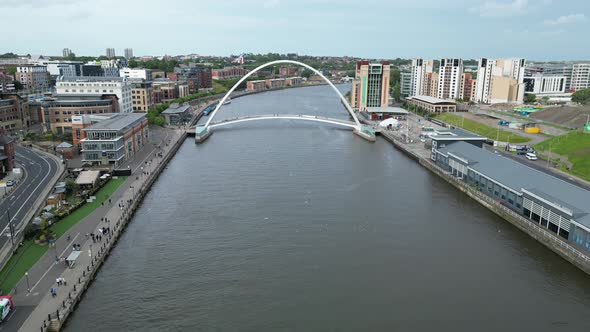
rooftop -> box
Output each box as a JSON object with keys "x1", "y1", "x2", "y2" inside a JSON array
[
  {"x1": 366, "y1": 107, "x2": 409, "y2": 114},
  {"x1": 428, "y1": 128, "x2": 486, "y2": 140},
  {"x1": 57, "y1": 76, "x2": 125, "y2": 82},
  {"x1": 438, "y1": 141, "x2": 590, "y2": 227},
  {"x1": 83, "y1": 113, "x2": 146, "y2": 132},
  {"x1": 162, "y1": 103, "x2": 191, "y2": 114},
  {"x1": 407, "y1": 95, "x2": 456, "y2": 105}
]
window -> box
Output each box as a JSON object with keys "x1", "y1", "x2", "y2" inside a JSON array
[
  {"x1": 531, "y1": 213, "x2": 540, "y2": 223},
  {"x1": 548, "y1": 222, "x2": 558, "y2": 233},
  {"x1": 559, "y1": 229, "x2": 569, "y2": 240}
]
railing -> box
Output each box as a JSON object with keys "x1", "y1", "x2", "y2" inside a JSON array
[{"x1": 427, "y1": 160, "x2": 590, "y2": 264}]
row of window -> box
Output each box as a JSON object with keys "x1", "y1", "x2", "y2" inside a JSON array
[{"x1": 523, "y1": 208, "x2": 569, "y2": 240}]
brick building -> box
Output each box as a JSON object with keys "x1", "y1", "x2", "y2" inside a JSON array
[
  {"x1": 37, "y1": 95, "x2": 119, "y2": 134},
  {"x1": 212, "y1": 67, "x2": 247, "y2": 80},
  {"x1": 0, "y1": 128, "x2": 15, "y2": 178}
]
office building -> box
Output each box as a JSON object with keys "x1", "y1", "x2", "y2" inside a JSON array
[
  {"x1": 71, "y1": 113, "x2": 116, "y2": 148},
  {"x1": 432, "y1": 140, "x2": 590, "y2": 252},
  {"x1": 437, "y1": 58, "x2": 463, "y2": 100},
  {"x1": 523, "y1": 75, "x2": 567, "y2": 95},
  {"x1": 410, "y1": 59, "x2": 433, "y2": 96},
  {"x1": 0, "y1": 128, "x2": 15, "y2": 177},
  {"x1": 400, "y1": 72, "x2": 412, "y2": 97},
  {"x1": 81, "y1": 113, "x2": 148, "y2": 166},
  {"x1": 130, "y1": 81, "x2": 153, "y2": 112},
  {"x1": 212, "y1": 67, "x2": 247, "y2": 80},
  {"x1": 475, "y1": 58, "x2": 526, "y2": 104},
  {"x1": 178, "y1": 82, "x2": 189, "y2": 98},
  {"x1": 106, "y1": 48, "x2": 116, "y2": 58},
  {"x1": 571, "y1": 64, "x2": 590, "y2": 92},
  {"x1": 124, "y1": 48, "x2": 133, "y2": 59},
  {"x1": 36, "y1": 94, "x2": 119, "y2": 134},
  {"x1": 15, "y1": 65, "x2": 50, "y2": 91},
  {"x1": 405, "y1": 95, "x2": 457, "y2": 113},
  {"x1": 426, "y1": 72, "x2": 439, "y2": 98},
  {"x1": 56, "y1": 76, "x2": 133, "y2": 113},
  {"x1": 162, "y1": 103, "x2": 191, "y2": 125},
  {"x1": 120, "y1": 68, "x2": 152, "y2": 81},
  {"x1": 350, "y1": 61, "x2": 390, "y2": 111},
  {"x1": 63, "y1": 48, "x2": 73, "y2": 58}
]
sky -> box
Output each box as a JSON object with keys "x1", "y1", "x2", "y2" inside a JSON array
[{"x1": 0, "y1": 0, "x2": 588, "y2": 61}]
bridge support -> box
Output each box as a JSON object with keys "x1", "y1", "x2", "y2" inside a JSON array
[
  {"x1": 353, "y1": 125, "x2": 376, "y2": 142},
  {"x1": 195, "y1": 126, "x2": 212, "y2": 144}
]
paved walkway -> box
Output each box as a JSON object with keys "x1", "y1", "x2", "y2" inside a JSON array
[{"x1": 9, "y1": 127, "x2": 185, "y2": 332}]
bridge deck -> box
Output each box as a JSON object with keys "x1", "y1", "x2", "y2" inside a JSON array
[{"x1": 207, "y1": 114, "x2": 357, "y2": 129}]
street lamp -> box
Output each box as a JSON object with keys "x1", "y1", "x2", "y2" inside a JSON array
[{"x1": 25, "y1": 271, "x2": 30, "y2": 293}]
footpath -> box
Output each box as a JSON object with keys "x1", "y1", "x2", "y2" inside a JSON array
[{"x1": 14, "y1": 127, "x2": 185, "y2": 332}]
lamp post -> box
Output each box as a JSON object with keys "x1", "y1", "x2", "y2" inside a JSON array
[{"x1": 25, "y1": 271, "x2": 30, "y2": 293}]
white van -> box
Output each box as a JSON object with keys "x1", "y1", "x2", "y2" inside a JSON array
[{"x1": 525, "y1": 153, "x2": 538, "y2": 160}]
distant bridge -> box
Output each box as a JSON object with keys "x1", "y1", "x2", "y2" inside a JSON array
[{"x1": 208, "y1": 114, "x2": 357, "y2": 129}]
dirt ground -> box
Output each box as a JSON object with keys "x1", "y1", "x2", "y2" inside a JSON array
[
  {"x1": 462, "y1": 112, "x2": 546, "y2": 144},
  {"x1": 529, "y1": 105, "x2": 590, "y2": 128}
]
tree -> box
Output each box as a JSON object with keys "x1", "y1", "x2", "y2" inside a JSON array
[
  {"x1": 524, "y1": 93, "x2": 536, "y2": 103},
  {"x1": 65, "y1": 179, "x2": 79, "y2": 195},
  {"x1": 6, "y1": 66, "x2": 16, "y2": 75},
  {"x1": 301, "y1": 69, "x2": 313, "y2": 78},
  {"x1": 541, "y1": 96, "x2": 550, "y2": 104},
  {"x1": 128, "y1": 60, "x2": 139, "y2": 68},
  {"x1": 393, "y1": 82, "x2": 401, "y2": 102},
  {"x1": 12, "y1": 80, "x2": 23, "y2": 90},
  {"x1": 389, "y1": 69, "x2": 401, "y2": 87},
  {"x1": 572, "y1": 88, "x2": 590, "y2": 105}
]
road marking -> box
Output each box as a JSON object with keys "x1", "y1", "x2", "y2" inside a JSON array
[{"x1": 29, "y1": 232, "x2": 80, "y2": 292}]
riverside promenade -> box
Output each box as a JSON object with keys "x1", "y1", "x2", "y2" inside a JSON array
[{"x1": 14, "y1": 127, "x2": 186, "y2": 332}]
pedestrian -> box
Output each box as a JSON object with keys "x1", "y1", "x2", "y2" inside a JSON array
[
  {"x1": 109, "y1": 198, "x2": 112, "y2": 204},
  {"x1": 56, "y1": 278, "x2": 61, "y2": 286},
  {"x1": 62, "y1": 278, "x2": 67, "y2": 286},
  {"x1": 85, "y1": 233, "x2": 89, "y2": 239}
]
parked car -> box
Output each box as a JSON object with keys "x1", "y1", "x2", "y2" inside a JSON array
[
  {"x1": 517, "y1": 150, "x2": 527, "y2": 156},
  {"x1": 525, "y1": 153, "x2": 538, "y2": 160},
  {"x1": 6, "y1": 180, "x2": 14, "y2": 187}
]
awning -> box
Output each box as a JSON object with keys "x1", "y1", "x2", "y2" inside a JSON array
[{"x1": 66, "y1": 251, "x2": 81, "y2": 263}]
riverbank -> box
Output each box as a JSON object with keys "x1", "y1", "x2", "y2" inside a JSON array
[
  {"x1": 18, "y1": 129, "x2": 186, "y2": 332},
  {"x1": 376, "y1": 122, "x2": 590, "y2": 275}
]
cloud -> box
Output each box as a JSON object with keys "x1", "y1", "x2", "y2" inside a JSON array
[
  {"x1": 543, "y1": 14, "x2": 587, "y2": 26},
  {"x1": 263, "y1": 0, "x2": 280, "y2": 8},
  {"x1": 470, "y1": 0, "x2": 529, "y2": 17}
]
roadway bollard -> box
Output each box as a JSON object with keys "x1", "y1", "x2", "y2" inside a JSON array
[
  {"x1": 62, "y1": 300, "x2": 65, "y2": 308},
  {"x1": 56, "y1": 310, "x2": 60, "y2": 320},
  {"x1": 83, "y1": 271, "x2": 85, "y2": 277},
  {"x1": 48, "y1": 314, "x2": 51, "y2": 321},
  {"x1": 73, "y1": 285, "x2": 76, "y2": 291},
  {"x1": 78, "y1": 277, "x2": 80, "y2": 284}
]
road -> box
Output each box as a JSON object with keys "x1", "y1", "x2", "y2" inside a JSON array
[{"x1": 0, "y1": 146, "x2": 60, "y2": 247}]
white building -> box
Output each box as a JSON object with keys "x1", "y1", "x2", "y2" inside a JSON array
[
  {"x1": 571, "y1": 64, "x2": 590, "y2": 92},
  {"x1": 410, "y1": 58, "x2": 433, "y2": 96},
  {"x1": 15, "y1": 65, "x2": 50, "y2": 90},
  {"x1": 523, "y1": 75, "x2": 567, "y2": 95},
  {"x1": 119, "y1": 68, "x2": 152, "y2": 81},
  {"x1": 56, "y1": 76, "x2": 133, "y2": 113},
  {"x1": 32, "y1": 59, "x2": 82, "y2": 77},
  {"x1": 437, "y1": 58, "x2": 463, "y2": 100},
  {"x1": 475, "y1": 58, "x2": 526, "y2": 104}
]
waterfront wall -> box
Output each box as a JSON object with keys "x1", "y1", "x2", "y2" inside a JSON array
[{"x1": 47, "y1": 132, "x2": 188, "y2": 331}]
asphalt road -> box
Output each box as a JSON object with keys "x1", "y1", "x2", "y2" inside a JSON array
[{"x1": 0, "y1": 146, "x2": 60, "y2": 247}]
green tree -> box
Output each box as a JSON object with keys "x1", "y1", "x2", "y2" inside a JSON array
[
  {"x1": 12, "y1": 80, "x2": 23, "y2": 90},
  {"x1": 6, "y1": 66, "x2": 16, "y2": 75},
  {"x1": 128, "y1": 60, "x2": 139, "y2": 68},
  {"x1": 65, "y1": 179, "x2": 79, "y2": 195},
  {"x1": 541, "y1": 96, "x2": 550, "y2": 104},
  {"x1": 301, "y1": 69, "x2": 313, "y2": 78},
  {"x1": 524, "y1": 93, "x2": 537, "y2": 103},
  {"x1": 572, "y1": 88, "x2": 590, "y2": 105},
  {"x1": 389, "y1": 68, "x2": 401, "y2": 87},
  {"x1": 393, "y1": 82, "x2": 401, "y2": 102}
]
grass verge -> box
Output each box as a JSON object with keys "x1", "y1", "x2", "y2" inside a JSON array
[
  {"x1": 0, "y1": 176, "x2": 127, "y2": 294},
  {"x1": 534, "y1": 131, "x2": 590, "y2": 182},
  {"x1": 436, "y1": 113, "x2": 531, "y2": 143}
]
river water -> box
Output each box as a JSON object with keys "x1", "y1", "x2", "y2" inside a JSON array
[{"x1": 66, "y1": 85, "x2": 590, "y2": 331}]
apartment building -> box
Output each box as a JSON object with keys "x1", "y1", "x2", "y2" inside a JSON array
[
  {"x1": 246, "y1": 80, "x2": 266, "y2": 92},
  {"x1": 266, "y1": 78, "x2": 286, "y2": 89},
  {"x1": 475, "y1": 58, "x2": 526, "y2": 104},
  {"x1": 460, "y1": 73, "x2": 476, "y2": 102},
  {"x1": 124, "y1": 48, "x2": 133, "y2": 59},
  {"x1": 106, "y1": 48, "x2": 116, "y2": 58},
  {"x1": 130, "y1": 81, "x2": 153, "y2": 112},
  {"x1": 212, "y1": 67, "x2": 247, "y2": 80},
  {"x1": 0, "y1": 70, "x2": 15, "y2": 93},
  {"x1": 437, "y1": 58, "x2": 463, "y2": 100},
  {"x1": 175, "y1": 63, "x2": 212, "y2": 93},
  {"x1": 15, "y1": 65, "x2": 50, "y2": 91},
  {"x1": 350, "y1": 61, "x2": 390, "y2": 111},
  {"x1": 410, "y1": 58, "x2": 433, "y2": 96},
  {"x1": 152, "y1": 79, "x2": 177, "y2": 102},
  {"x1": 400, "y1": 72, "x2": 412, "y2": 97},
  {"x1": 426, "y1": 72, "x2": 439, "y2": 98},
  {"x1": 56, "y1": 76, "x2": 133, "y2": 113},
  {"x1": 285, "y1": 77, "x2": 302, "y2": 86},
  {"x1": 0, "y1": 95, "x2": 29, "y2": 132}
]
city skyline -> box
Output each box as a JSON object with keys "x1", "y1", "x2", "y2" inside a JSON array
[{"x1": 0, "y1": 0, "x2": 588, "y2": 61}]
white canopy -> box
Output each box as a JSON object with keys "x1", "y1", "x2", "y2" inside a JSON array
[
  {"x1": 76, "y1": 170, "x2": 100, "y2": 186},
  {"x1": 378, "y1": 118, "x2": 399, "y2": 128}
]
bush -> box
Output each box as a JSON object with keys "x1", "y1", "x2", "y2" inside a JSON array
[{"x1": 23, "y1": 224, "x2": 39, "y2": 240}]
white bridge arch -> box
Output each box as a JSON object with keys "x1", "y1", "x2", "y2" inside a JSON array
[{"x1": 203, "y1": 60, "x2": 361, "y2": 130}]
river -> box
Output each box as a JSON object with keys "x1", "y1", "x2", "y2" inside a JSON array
[{"x1": 65, "y1": 84, "x2": 590, "y2": 331}]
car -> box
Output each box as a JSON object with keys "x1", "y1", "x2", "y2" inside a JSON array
[
  {"x1": 5, "y1": 180, "x2": 15, "y2": 187},
  {"x1": 525, "y1": 153, "x2": 538, "y2": 160}
]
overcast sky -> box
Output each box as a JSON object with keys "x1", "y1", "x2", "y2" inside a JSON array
[{"x1": 0, "y1": 0, "x2": 588, "y2": 61}]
